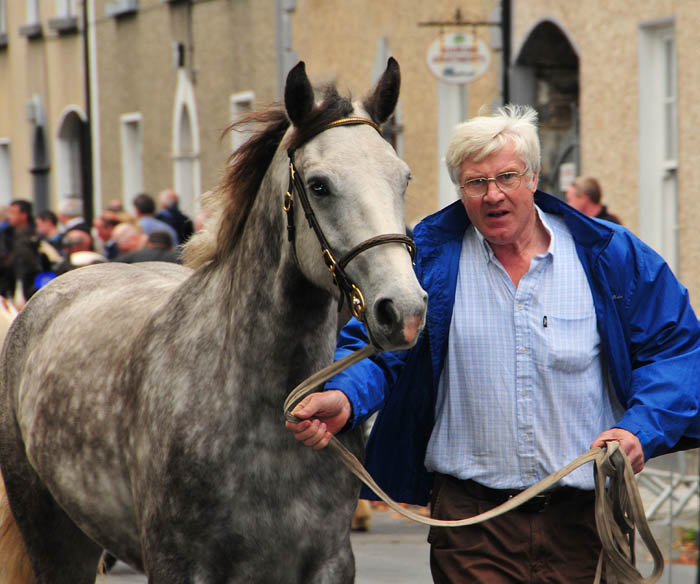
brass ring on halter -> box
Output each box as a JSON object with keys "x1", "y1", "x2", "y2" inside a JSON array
[
  {"x1": 323, "y1": 249, "x2": 337, "y2": 271},
  {"x1": 283, "y1": 191, "x2": 293, "y2": 212},
  {"x1": 349, "y1": 285, "x2": 366, "y2": 319}
]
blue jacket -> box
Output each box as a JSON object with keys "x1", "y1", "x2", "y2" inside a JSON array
[{"x1": 327, "y1": 191, "x2": 700, "y2": 505}]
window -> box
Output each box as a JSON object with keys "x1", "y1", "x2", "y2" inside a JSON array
[
  {"x1": 106, "y1": 0, "x2": 138, "y2": 18},
  {"x1": 639, "y1": 21, "x2": 678, "y2": 273},
  {"x1": 0, "y1": 1, "x2": 7, "y2": 47},
  {"x1": 50, "y1": 0, "x2": 78, "y2": 33},
  {"x1": 55, "y1": 0, "x2": 77, "y2": 17},
  {"x1": 26, "y1": 0, "x2": 39, "y2": 24},
  {"x1": 0, "y1": 140, "x2": 11, "y2": 205},
  {"x1": 19, "y1": 0, "x2": 42, "y2": 38},
  {"x1": 120, "y1": 114, "x2": 143, "y2": 204},
  {"x1": 230, "y1": 91, "x2": 255, "y2": 154}
]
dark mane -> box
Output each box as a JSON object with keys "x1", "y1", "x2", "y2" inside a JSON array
[
  {"x1": 213, "y1": 107, "x2": 290, "y2": 264},
  {"x1": 182, "y1": 86, "x2": 355, "y2": 268}
]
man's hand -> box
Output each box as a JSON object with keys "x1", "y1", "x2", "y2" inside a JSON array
[
  {"x1": 285, "y1": 390, "x2": 352, "y2": 450},
  {"x1": 591, "y1": 428, "x2": 645, "y2": 473}
]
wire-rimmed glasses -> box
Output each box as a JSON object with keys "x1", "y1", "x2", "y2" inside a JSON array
[{"x1": 460, "y1": 170, "x2": 528, "y2": 198}]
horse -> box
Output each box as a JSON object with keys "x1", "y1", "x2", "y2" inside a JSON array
[{"x1": 0, "y1": 58, "x2": 427, "y2": 584}]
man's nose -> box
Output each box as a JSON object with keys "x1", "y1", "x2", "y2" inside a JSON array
[{"x1": 482, "y1": 179, "x2": 505, "y2": 201}]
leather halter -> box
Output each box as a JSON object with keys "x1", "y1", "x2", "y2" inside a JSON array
[{"x1": 284, "y1": 117, "x2": 416, "y2": 321}]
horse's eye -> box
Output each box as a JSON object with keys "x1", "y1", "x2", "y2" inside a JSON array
[{"x1": 309, "y1": 180, "x2": 330, "y2": 196}]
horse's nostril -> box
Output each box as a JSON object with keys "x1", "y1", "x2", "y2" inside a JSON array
[{"x1": 375, "y1": 298, "x2": 399, "y2": 329}]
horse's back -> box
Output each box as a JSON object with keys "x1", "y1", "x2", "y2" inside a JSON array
[{"x1": 0, "y1": 261, "x2": 192, "y2": 563}]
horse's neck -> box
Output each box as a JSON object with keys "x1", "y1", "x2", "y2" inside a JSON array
[{"x1": 202, "y1": 172, "x2": 338, "y2": 387}]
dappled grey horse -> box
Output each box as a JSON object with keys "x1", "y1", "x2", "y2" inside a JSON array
[{"x1": 0, "y1": 58, "x2": 426, "y2": 583}]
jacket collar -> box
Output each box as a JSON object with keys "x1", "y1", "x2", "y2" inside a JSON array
[{"x1": 414, "y1": 190, "x2": 616, "y2": 258}]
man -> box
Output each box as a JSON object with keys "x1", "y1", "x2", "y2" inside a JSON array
[
  {"x1": 57, "y1": 196, "x2": 90, "y2": 235},
  {"x1": 113, "y1": 230, "x2": 181, "y2": 264},
  {"x1": 132, "y1": 193, "x2": 179, "y2": 246},
  {"x1": 0, "y1": 200, "x2": 48, "y2": 302},
  {"x1": 93, "y1": 212, "x2": 120, "y2": 260},
  {"x1": 111, "y1": 222, "x2": 146, "y2": 257},
  {"x1": 156, "y1": 189, "x2": 194, "y2": 245},
  {"x1": 565, "y1": 175, "x2": 621, "y2": 224},
  {"x1": 286, "y1": 106, "x2": 700, "y2": 582},
  {"x1": 35, "y1": 210, "x2": 63, "y2": 251},
  {"x1": 54, "y1": 229, "x2": 105, "y2": 275}
]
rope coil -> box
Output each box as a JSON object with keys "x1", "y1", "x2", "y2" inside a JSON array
[{"x1": 284, "y1": 344, "x2": 664, "y2": 583}]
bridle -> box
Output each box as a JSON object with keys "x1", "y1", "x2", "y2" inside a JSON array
[{"x1": 283, "y1": 117, "x2": 416, "y2": 321}]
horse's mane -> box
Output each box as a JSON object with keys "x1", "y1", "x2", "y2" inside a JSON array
[{"x1": 182, "y1": 86, "x2": 354, "y2": 269}]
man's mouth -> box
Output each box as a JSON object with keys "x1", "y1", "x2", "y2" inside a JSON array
[{"x1": 487, "y1": 210, "x2": 509, "y2": 218}]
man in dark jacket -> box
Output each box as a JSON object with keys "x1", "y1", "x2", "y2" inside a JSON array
[{"x1": 156, "y1": 189, "x2": 194, "y2": 245}]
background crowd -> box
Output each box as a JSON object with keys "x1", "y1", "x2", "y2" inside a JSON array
[{"x1": 0, "y1": 188, "x2": 206, "y2": 309}]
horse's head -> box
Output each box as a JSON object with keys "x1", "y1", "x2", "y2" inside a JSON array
[{"x1": 283, "y1": 59, "x2": 427, "y2": 350}]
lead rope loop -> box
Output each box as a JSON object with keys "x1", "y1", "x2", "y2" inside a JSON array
[{"x1": 283, "y1": 346, "x2": 664, "y2": 583}]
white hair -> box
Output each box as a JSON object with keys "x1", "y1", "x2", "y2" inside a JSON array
[
  {"x1": 445, "y1": 104, "x2": 541, "y2": 187},
  {"x1": 58, "y1": 196, "x2": 84, "y2": 218}
]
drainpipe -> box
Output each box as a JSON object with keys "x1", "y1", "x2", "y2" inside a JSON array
[
  {"x1": 501, "y1": 0, "x2": 511, "y2": 103},
  {"x1": 81, "y1": 0, "x2": 94, "y2": 225}
]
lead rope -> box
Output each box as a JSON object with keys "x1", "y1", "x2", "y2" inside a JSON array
[{"x1": 283, "y1": 344, "x2": 664, "y2": 584}]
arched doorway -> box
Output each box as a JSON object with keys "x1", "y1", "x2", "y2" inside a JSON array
[
  {"x1": 172, "y1": 69, "x2": 200, "y2": 218},
  {"x1": 56, "y1": 108, "x2": 88, "y2": 210},
  {"x1": 511, "y1": 20, "x2": 579, "y2": 197}
]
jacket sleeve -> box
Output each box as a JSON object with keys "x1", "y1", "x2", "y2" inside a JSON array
[
  {"x1": 324, "y1": 317, "x2": 409, "y2": 428},
  {"x1": 608, "y1": 234, "x2": 700, "y2": 459}
]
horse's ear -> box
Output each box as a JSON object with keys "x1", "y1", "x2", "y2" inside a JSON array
[
  {"x1": 285, "y1": 61, "x2": 315, "y2": 127},
  {"x1": 362, "y1": 57, "x2": 401, "y2": 125}
]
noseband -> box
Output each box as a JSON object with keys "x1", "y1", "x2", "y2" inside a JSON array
[{"x1": 284, "y1": 117, "x2": 416, "y2": 321}]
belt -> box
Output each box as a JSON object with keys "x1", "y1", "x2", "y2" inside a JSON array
[{"x1": 458, "y1": 478, "x2": 594, "y2": 514}]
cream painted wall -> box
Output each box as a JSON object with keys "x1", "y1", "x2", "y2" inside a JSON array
[{"x1": 514, "y1": 0, "x2": 700, "y2": 302}]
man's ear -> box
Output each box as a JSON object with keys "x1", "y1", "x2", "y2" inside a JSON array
[{"x1": 530, "y1": 171, "x2": 539, "y2": 193}]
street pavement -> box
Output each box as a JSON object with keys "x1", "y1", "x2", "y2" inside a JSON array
[
  {"x1": 103, "y1": 505, "x2": 432, "y2": 583},
  {"x1": 102, "y1": 457, "x2": 700, "y2": 584}
]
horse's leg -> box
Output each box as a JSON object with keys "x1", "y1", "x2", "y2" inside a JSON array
[{"x1": 0, "y1": 421, "x2": 102, "y2": 584}]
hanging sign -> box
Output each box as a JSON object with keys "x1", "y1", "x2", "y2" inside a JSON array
[{"x1": 426, "y1": 32, "x2": 491, "y2": 84}]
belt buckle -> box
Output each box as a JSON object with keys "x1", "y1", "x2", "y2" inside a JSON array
[{"x1": 510, "y1": 493, "x2": 550, "y2": 513}]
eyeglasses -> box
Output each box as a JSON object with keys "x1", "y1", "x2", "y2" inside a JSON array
[{"x1": 459, "y1": 170, "x2": 528, "y2": 198}]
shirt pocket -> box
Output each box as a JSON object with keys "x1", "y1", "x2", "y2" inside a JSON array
[{"x1": 543, "y1": 313, "x2": 600, "y2": 373}]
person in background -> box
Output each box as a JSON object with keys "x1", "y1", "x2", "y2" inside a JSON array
[
  {"x1": 132, "y1": 193, "x2": 179, "y2": 246},
  {"x1": 57, "y1": 196, "x2": 90, "y2": 235},
  {"x1": 156, "y1": 189, "x2": 194, "y2": 245},
  {"x1": 111, "y1": 222, "x2": 146, "y2": 257},
  {"x1": 106, "y1": 199, "x2": 124, "y2": 213},
  {"x1": 565, "y1": 176, "x2": 621, "y2": 224},
  {"x1": 113, "y1": 230, "x2": 181, "y2": 264},
  {"x1": 54, "y1": 229, "x2": 105, "y2": 275},
  {"x1": 35, "y1": 210, "x2": 63, "y2": 251},
  {"x1": 286, "y1": 105, "x2": 700, "y2": 583},
  {"x1": 0, "y1": 200, "x2": 51, "y2": 304},
  {"x1": 93, "y1": 213, "x2": 121, "y2": 260}
]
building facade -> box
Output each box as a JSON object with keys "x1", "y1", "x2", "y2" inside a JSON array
[
  {"x1": 512, "y1": 0, "x2": 700, "y2": 310},
  {"x1": 0, "y1": 0, "x2": 698, "y2": 301},
  {"x1": 0, "y1": 0, "x2": 86, "y2": 214}
]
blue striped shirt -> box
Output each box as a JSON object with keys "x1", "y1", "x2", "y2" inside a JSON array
[{"x1": 424, "y1": 207, "x2": 623, "y2": 490}]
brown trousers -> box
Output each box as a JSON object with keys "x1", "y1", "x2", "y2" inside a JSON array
[{"x1": 428, "y1": 473, "x2": 602, "y2": 583}]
